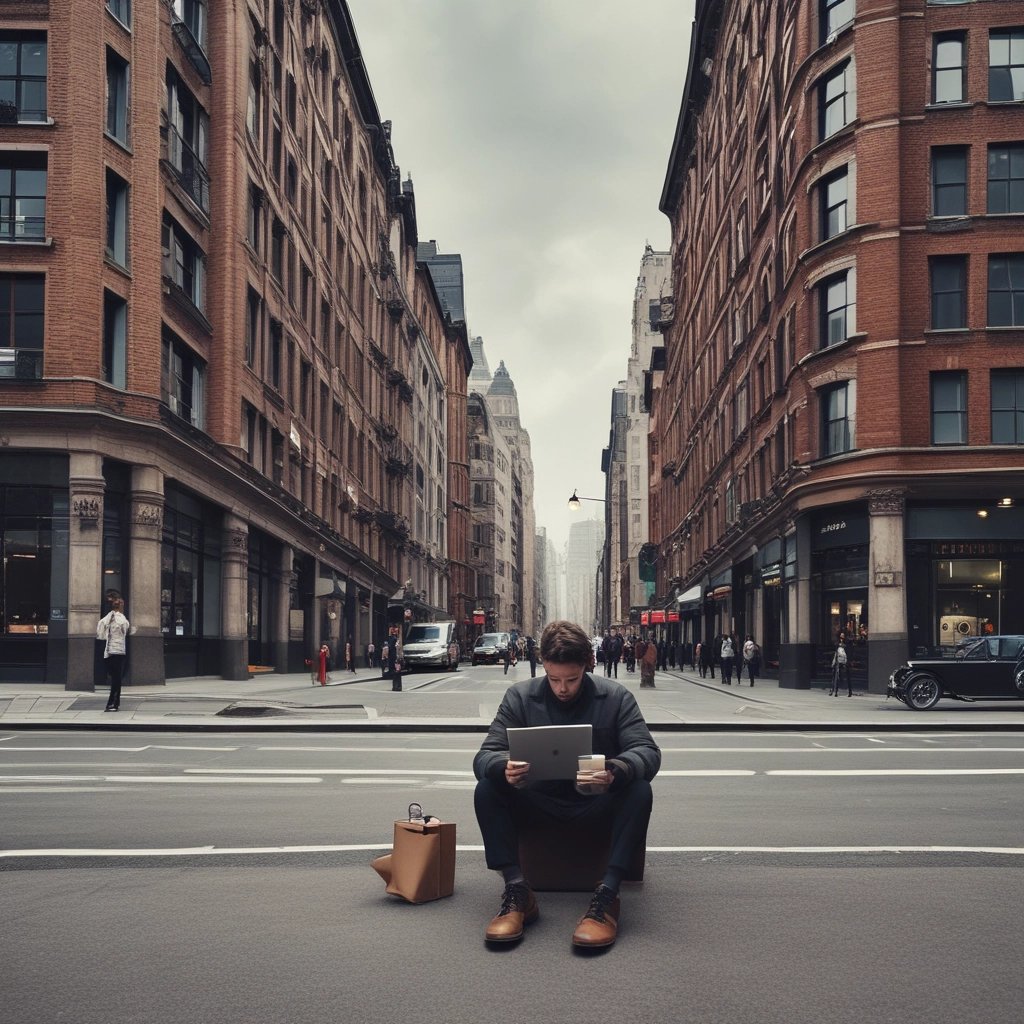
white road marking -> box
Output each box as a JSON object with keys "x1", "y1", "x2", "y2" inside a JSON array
[
  {"x1": 766, "y1": 768, "x2": 1024, "y2": 776},
  {"x1": 3, "y1": 844, "x2": 1023, "y2": 859},
  {"x1": 185, "y1": 767, "x2": 475, "y2": 777},
  {"x1": 0, "y1": 787, "x2": 136, "y2": 794},
  {"x1": 341, "y1": 778, "x2": 427, "y2": 785},
  {"x1": 0, "y1": 774, "x2": 319, "y2": 785},
  {"x1": 256, "y1": 746, "x2": 481, "y2": 753},
  {"x1": 660, "y1": 770, "x2": 757, "y2": 776},
  {"x1": 0, "y1": 745, "x2": 240, "y2": 753}
]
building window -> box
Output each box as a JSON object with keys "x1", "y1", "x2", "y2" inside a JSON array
[
  {"x1": 930, "y1": 255, "x2": 967, "y2": 329},
  {"x1": 105, "y1": 168, "x2": 129, "y2": 267},
  {"x1": 102, "y1": 290, "x2": 127, "y2": 390},
  {"x1": 0, "y1": 273, "x2": 44, "y2": 379},
  {"x1": 173, "y1": 0, "x2": 207, "y2": 53},
  {"x1": 245, "y1": 288, "x2": 261, "y2": 368},
  {"x1": 161, "y1": 213, "x2": 205, "y2": 313},
  {"x1": 166, "y1": 68, "x2": 209, "y2": 212},
  {"x1": 819, "y1": 60, "x2": 854, "y2": 141},
  {"x1": 987, "y1": 144, "x2": 1024, "y2": 214},
  {"x1": 819, "y1": 269, "x2": 855, "y2": 347},
  {"x1": 162, "y1": 327, "x2": 205, "y2": 428},
  {"x1": 0, "y1": 153, "x2": 46, "y2": 241},
  {"x1": 105, "y1": 48, "x2": 130, "y2": 144},
  {"x1": 930, "y1": 371, "x2": 967, "y2": 444},
  {"x1": 0, "y1": 32, "x2": 47, "y2": 123},
  {"x1": 106, "y1": 0, "x2": 131, "y2": 28},
  {"x1": 247, "y1": 185, "x2": 262, "y2": 253},
  {"x1": 820, "y1": 167, "x2": 848, "y2": 240},
  {"x1": 988, "y1": 254, "x2": 1024, "y2": 327},
  {"x1": 821, "y1": 380, "x2": 856, "y2": 456},
  {"x1": 991, "y1": 370, "x2": 1024, "y2": 444},
  {"x1": 820, "y1": 0, "x2": 854, "y2": 44},
  {"x1": 932, "y1": 146, "x2": 968, "y2": 216},
  {"x1": 270, "y1": 218, "x2": 284, "y2": 281},
  {"x1": 268, "y1": 320, "x2": 282, "y2": 390},
  {"x1": 933, "y1": 33, "x2": 965, "y2": 104},
  {"x1": 989, "y1": 29, "x2": 1024, "y2": 102}
]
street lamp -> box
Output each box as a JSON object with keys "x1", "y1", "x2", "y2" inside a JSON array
[{"x1": 568, "y1": 489, "x2": 606, "y2": 510}]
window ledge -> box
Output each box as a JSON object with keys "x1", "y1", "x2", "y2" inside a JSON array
[
  {"x1": 986, "y1": 326, "x2": 1024, "y2": 334},
  {"x1": 0, "y1": 237, "x2": 53, "y2": 248},
  {"x1": 103, "y1": 131, "x2": 133, "y2": 155},
  {"x1": 924, "y1": 102, "x2": 973, "y2": 113},
  {"x1": 985, "y1": 100, "x2": 1024, "y2": 109},
  {"x1": 924, "y1": 328, "x2": 970, "y2": 338},
  {"x1": 984, "y1": 211, "x2": 1024, "y2": 221},
  {"x1": 926, "y1": 216, "x2": 973, "y2": 233},
  {"x1": 103, "y1": 252, "x2": 132, "y2": 278},
  {"x1": 1, "y1": 117, "x2": 55, "y2": 128}
]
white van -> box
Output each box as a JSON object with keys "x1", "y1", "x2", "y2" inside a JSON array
[{"x1": 402, "y1": 621, "x2": 458, "y2": 670}]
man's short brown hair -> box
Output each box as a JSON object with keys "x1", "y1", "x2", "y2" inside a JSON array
[{"x1": 539, "y1": 620, "x2": 592, "y2": 665}]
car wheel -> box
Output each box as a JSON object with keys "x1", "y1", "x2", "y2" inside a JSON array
[
  {"x1": 1015, "y1": 667, "x2": 1024, "y2": 693},
  {"x1": 904, "y1": 672, "x2": 942, "y2": 711}
]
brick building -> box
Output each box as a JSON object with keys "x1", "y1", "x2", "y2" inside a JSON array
[
  {"x1": 0, "y1": 0, "x2": 469, "y2": 686},
  {"x1": 654, "y1": 0, "x2": 1024, "y2": 692}
]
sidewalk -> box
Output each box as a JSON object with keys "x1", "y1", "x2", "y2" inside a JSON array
[{"x1": 2, "y1": 662, "x2": 1023, "y2": 730}]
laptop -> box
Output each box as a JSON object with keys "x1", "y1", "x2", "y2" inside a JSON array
[{"x1": 506, "y1": 724, "x2": 593, "y2": 782}]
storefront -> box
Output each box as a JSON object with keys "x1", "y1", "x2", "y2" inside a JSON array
[
  {"x1": 756, "y1": 540, "x2": 783, "y2": 676},
  {"x1": 810, "y1": 507, "x2": 869, "y2": 687},
  {"x1": 704, "y1": 568, "x2": 732, "y2": 644},
  {"x1": 905, "y1": 503, "x2": 1024, "y2": 658}
]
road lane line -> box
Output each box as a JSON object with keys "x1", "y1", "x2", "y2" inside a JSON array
[
  {"x1": 4, "y1": 844, "x2": 1024, "y2": 858},
  {"x1": 766, "y1": 768, "x2": 1024, "y2": 776},
  {"x1": 0, "y1": 774, "x2": 320, "y2": 784},
  {"x1": 185, "y1": 768, "x2": 475, "y2": 776}
]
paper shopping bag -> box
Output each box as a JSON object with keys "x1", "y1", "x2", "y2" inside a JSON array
[{"x1": 371, "y1": 819, "x2": 456, "y2": 903}]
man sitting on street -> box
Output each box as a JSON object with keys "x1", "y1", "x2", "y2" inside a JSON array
[{"x1": 473, "y1": 619, "x2": 661, "y2": 949}]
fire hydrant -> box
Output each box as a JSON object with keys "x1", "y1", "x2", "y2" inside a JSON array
[{"x1": 318, "y1": 644, "x2": 330, "y2": 685}]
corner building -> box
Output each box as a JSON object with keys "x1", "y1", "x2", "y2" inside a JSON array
[
  {"x1": 0, "y1": 0, "x2": 465, "y2": 686},
  {"x1": 655, "y1": 0, "x2": 1024, "y2": 692}
]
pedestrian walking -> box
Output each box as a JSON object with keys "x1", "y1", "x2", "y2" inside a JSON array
[
  {"x1": 720, "y1": 633, "x2": 735, "y2": 685},
  {"x1": 503, "y1": 638, "x2": 514, "y2": 675},
  {"x1": 623, "y1": 635, "x2": 635, "y2": 673},
  {"x1": 366, "y1": 640, "x2": 376, "y2": 669},
  {"x1": 96, "y1": 596, "x2": 130, "y2": 712},
  {"x1": 742, "y1": 634, "x2": 760, "y2": 686},
  {"x1": 526, "y1": 635, "x2": 538, "y2": 677},
  {"x1": 638, "y1": 634, "x2": 657, "y2": 688},
  {"x1": 390, "y1": 631, "x2": 404, "y2": 692},
  {"x1": 830, "y1": 633, "x2": 852, "y2": 696},
  {"x1": 345, "y1": 635, "x2": 356, "y2": 673},
  {"x1": 608, "y1": 628, "x2": 623, "y2": 679},
  {"x1": 695, "y1": 641, "x2": 704, "y2": 677}
]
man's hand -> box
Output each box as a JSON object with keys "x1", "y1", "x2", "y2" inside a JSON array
[
  {"x1": 505, "y1": 759, "x2": 530, "y2": 788},
  {"x1": 575, "y1": 768, "x2": 612, "y2": 796}
]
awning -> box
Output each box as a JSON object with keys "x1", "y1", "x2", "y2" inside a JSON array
[{"x1": 676, "y1": 584, "x2": 702, "y2": 609}]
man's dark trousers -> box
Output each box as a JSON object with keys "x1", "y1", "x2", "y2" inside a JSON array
[{"x1": 474, "y1": 777, "x2": 653, "y2": 872}]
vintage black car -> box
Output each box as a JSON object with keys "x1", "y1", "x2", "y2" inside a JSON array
[
  {"x1": 471, "y1": 632, "x2": 510, "y2": 666},
  {"x1": 888, "y1": 635, "x2": 1024, "y2": 710}
]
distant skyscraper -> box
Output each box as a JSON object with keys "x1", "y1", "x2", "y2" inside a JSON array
[
  {"x1": 566, "y1": 519, "x2": 605, "y2": 634},
  {"x1": 417, "y1": 240, "x2": 466, "y2": 322}
]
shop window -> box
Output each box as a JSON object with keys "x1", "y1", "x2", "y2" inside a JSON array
[
  {"x1": 0, "y1": 32, "x2": 47, "y2": 123},
  {"x1": 105, "y1": 47, "x2": 130, "y2": 144},
  {"x1": 987, "y1": 144, "x2": 1024, "y2": 214},
  {"x1": 933, "y1": 33, "x2": 965, "y2": 104},
  {"x1": 1, "y1": 510, "x2": 52, "y2": 635},
  {"x1": 930, "y1": 371, "x2": 967, "y2": 444},
  {"x1": 161, "y1": 327, "x2": 205, "y2": 428},
  {"x1": 818, "y1": 268, "x2": 856, "y2": 347},
  {"x1": 931, "y1": 146, "x2": 967, "y2": 217},
  {"x1": 819, "y1": 60, "x2": 854, "y2": 141},
  {"x1": 990, "y1": 369, "x2": 1024, "y2": 443},
  {"x1": 820, "y1": 379, "x2": 856, "y2": 456},
  {"x1": 0, "y1": 152, "x2": 46, "y2": 241},
  {"x1": 989, "y1": 28, "x2": 1024, "y2": 102},
  {"x1": 102, "y1": 290, "x2": 127, "y2": 390},
  {"x1": 0, "y1": 273, "x2": 44, "y2": 379},
  {"x1": 987, "y1": 254, "x2": 1024, "y2": 327},
  {"x1": 934, "y1": 559, "x2": 1001, "y2": 644},
  {"x1": 930, "y1": 255, "x2": 967, "y2": 329}
]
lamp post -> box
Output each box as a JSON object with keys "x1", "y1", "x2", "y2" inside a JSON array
[{"x1": 567, "y1": 489, "x2": 606, "y2": 510}]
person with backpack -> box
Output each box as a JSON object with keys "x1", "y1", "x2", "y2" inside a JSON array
[
  {"x1": 742, "y1": 634, "x2": 761, "y2": 686},
  {"x1": 720, "y1": 633, "x2": 736, "y2": 685},
  {"x1": 830, "y1": 632, "x2": 852, "y2": 696}
]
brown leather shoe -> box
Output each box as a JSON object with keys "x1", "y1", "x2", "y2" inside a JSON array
[
  {"x1": 485, "y1": 882, "x2": 538, "y2": 943},
  {"x1": 572, "y1": 885, "x2": 620, "y2": 948}
]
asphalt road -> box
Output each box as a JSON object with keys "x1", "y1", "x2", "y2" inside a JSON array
[{"x1": 3, "y1": 730, "x2": 1024, "y2": 1023}]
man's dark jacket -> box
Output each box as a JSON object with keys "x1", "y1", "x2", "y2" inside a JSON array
[{"x1": 473, "y1": 674, "x2": 661, "y2": 792}]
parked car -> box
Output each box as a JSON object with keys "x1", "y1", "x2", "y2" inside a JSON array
[
  {"x1": 472, "y1": 632, "x2": 510, "y2": 666},
  {"x1": 402, "y1": 622, "x2": 458, "y2": 671},
  {"x1": 888, "y1": 634, "x2": 1024, "y2": 710}
]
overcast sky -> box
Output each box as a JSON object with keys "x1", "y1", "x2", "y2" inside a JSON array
[{"x1": 349, "y1": 1, "x2": 695, "y2": 552}]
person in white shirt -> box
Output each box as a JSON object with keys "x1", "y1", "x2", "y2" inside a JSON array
[{"x1": 96, "y1": 597, "x2": 130, "y2": 712}]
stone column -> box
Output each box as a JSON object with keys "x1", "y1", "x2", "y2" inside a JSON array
[
  {"x1": 274, "y1": 544, "x2": 295, "y2": 673},
  {"x1": 221, "y1": 514, "x2": 249, "y2": 680},
  {"x1": 780, "y1": 517, "x2": 814, "y2": 688},
  {"x1": 128, "y1": 466, "x2": 165, "y2": 686},
  {"x1": 867, "y1": 488, "x2": 908, "y2": 694},
  {"x1": 65, "y1": 452, "x2": 105, "y2": 691}
]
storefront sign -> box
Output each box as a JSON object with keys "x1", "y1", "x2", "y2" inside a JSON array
[
  {"x1": 473, "y1": 610, "x2": 485, "y2": 625},
  {"x1": 668, "y1": 611, "x2": 680, "y2": 622},
  {"x1": 812, "y1": 509, "x2": 868, "y2": 550},
  {"x1": 711, "y1": 585, "x2": 732, "y2": 600},
  {"x1": 640, "y1": 611, "x2": 649, "y2": 625},
  {"x1": 650, "y1": 610, "x2": 666, "y2": 624}
]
